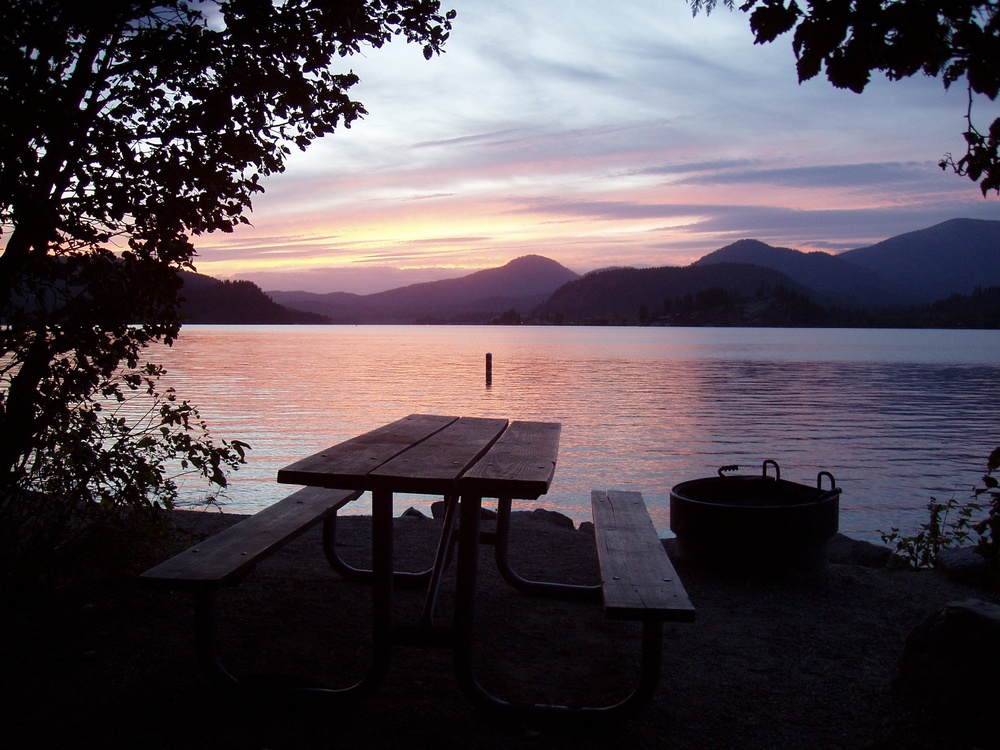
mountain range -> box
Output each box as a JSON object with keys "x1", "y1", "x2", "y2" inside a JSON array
[
  {"x1": 178, "y1": 274, "x2": 328, "y2": 324},
  {"x1": 266, "y1": 255, "x2": 579, "y2": 324},
  {"x1": 181, "y1": 218, "x2": 1000, "y2": 326},
  {"x1": 691, "y1": 218, "x2": 1000, "y2": 308}
]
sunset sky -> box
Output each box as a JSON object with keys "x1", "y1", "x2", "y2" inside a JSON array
[{"x1": 195, "y1": 0, "x2": 998, "y2": 294}]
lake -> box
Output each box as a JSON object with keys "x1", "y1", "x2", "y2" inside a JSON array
[{"x1": 153, "y1": 325, "x2": 1000, "y2": 543}]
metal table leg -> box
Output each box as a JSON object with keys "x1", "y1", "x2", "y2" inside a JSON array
[
  {"x1": 453, "y1": 493, "x2": 667, "y2": 724},
  {"x1": 188, "y1": 489, "x2": 397, "y2": 704},
  {"x1": 491, "y1": 496, "x2": 601, "y2": 601},
  {"x1": 323, "y1": 506, "x2": 434, "y2": 589},
  {"x1": 419, "y1": 493, "x2": 460, "y2": 626}
]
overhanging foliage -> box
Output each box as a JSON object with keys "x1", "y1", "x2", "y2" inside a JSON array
[{"x1": 0, "y1": 0, "x2": 454, "y2": 586}]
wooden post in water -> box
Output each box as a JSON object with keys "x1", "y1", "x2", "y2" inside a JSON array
[{"x1": 485, "y1": 353, "x2": 492, "y2": 387}]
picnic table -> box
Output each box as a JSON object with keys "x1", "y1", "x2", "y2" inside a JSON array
[{"x1": 142, "y1": 414, "x2": 694, "y2": 723}]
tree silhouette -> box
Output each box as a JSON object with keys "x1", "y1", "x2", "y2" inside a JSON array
[{"x1": 0, "y1": 0, "x2": 453, "y2": 584}]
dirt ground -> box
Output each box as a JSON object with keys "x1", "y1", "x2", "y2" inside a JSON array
[{"x1": 2, "y1": 508, "x2": 994, "y2": 750}]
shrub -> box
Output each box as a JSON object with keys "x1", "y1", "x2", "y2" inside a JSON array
[{"x1": 880, "y1": 448, "x2": 1000, "y2": 587}]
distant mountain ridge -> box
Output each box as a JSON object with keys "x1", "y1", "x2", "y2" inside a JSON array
[
  {"x1": 840, "y1": 219, "x2": 1000, "y2": 304},
  {"x1": 534, "y1": 262, "x2": 815, "y2": 322},
  {"x1": 267, "y1": 255, "x2": 579, "y2": 324},
  {"x1": 692, "y1": 239, "x2": 899, "y2": 308},
  {"x1": 693, "y1": 219, "x2": 1000, "y2": 307},
  {"x1": 178, "y1": 273, "x2": 328, "y2": 324},
  {"x1": 177, "y1": 218, "x2": 1000, "y2": 326}
]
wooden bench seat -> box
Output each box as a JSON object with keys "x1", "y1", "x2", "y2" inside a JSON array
[
  {"x1": 141, "y1": 486, "x2": 361, "y2": 591},
  {"x1": 587, "y1": 489, "x2": 695, "y2": 717},
  {"x1": 591, "y1": 489, "x2": 695, "y2": 623},
  {"x1": 140, "y1": 485, "x2": 373, "y2": 699}
]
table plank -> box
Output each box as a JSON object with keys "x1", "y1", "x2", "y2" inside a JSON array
[
  {"x1": 369, "y1": 417, "x2": 509, "y2": 494},
  {"x1": 461, "y1": 421, "x2": 561, "y2": 500},
  {"x1": 276, "y1": 414, "x2": 458, "y2": 489}
]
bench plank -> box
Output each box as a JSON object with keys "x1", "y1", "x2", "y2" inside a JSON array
[
  {"x1": 140, "y1": 486, "x2": 361, "y2": 590},
  {"x1": 592, "y1": 490, "x2": 695, "y2": 623}
]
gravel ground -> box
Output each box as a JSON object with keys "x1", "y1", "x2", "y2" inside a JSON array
[{"x1": 2, "y1": 509, "x2": 992, "y2": 750}]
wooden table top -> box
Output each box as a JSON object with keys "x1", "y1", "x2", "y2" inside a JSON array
[{"x1": 277, "y1": 414, "x2": 561, "y2": 500}]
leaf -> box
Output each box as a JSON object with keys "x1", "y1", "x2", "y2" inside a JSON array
[
  {"x1": 826, "y1": 49, "x2": 871, "y2": 93},
  {"x1": 210, "y1": 467, "x2": 228, "y2": 487},
  {"x1": 748, "y1": 1, "x2": 799, "y2": 45}
]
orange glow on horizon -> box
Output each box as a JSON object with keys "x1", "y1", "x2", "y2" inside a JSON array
[{"x1": 192, "y1": 147, "x2": 988, "y2": 283}]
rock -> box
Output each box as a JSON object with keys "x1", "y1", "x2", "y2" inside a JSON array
[
  {"x1": 826, "y1": 533, "x2": 893, "y2": 568},
  {"x1": 936, "y1": 546, "x2": 992, "y2": 588},
  {"x1": 429, "y1": 500, "x2": 497, "y2": 520},
  {"x1": 528, "y1": 508, "x2": 574, "y2": 529},
  {"x1": 884, "y1": 598, "x2": 1000, "y2": 750}
]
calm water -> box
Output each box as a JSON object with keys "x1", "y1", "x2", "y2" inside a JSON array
[{"x1": 153, "y1": 325, "x2": 1000, "y2": 542}]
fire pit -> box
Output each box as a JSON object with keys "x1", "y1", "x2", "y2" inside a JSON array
[{"x1": 669, "y1": 460, "x2": 841, "y2": 575}]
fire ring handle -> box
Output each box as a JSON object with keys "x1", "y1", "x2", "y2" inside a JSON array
[
  {"x1": 717, "y1": 461, "x2": 783, "y2": 481},
  {"x1": 762, "y1": 460, "x2": 780, "y2": 481},
  {"x1": 817, "y1": 471, "x2": 837, "y2": 491}
]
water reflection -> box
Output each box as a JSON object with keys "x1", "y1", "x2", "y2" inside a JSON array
[{"x1": 154, "y1": 325, "x2": 1000, "y2": 542}]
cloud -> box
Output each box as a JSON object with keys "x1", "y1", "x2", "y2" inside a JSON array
[
  {"x1": 513, "y1": 198, "x2": 696, "y2": 222},
  {"x1": 675, "y1": 161, "x2": 949, "y2": 189},
  {"x1": 638, "y1": 159, "x2": 762, "y2": 177},
  {"x1": 235, "y1": 265, "x2": 469, "y2": 294},
  {"x1": 192, "y1": 0, "x2": 997, "y2": 284}
]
